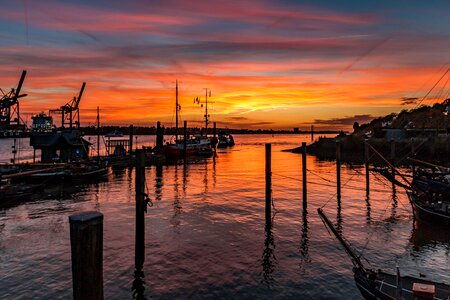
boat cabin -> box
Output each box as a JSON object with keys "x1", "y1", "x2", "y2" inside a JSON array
[{"x1": 30, "y1": 129, "x2": 91, "y2": 163}]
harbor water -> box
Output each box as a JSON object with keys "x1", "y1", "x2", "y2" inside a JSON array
[{"x1": 0, "y1": 134, "x2": 448, "y2": 299}]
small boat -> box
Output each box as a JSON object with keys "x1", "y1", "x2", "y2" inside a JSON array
[
  {"x1": 407, "y1": 191, "x2": 450, "y2": 225},
  {"x1": 105, "y1": 130, "x2": 123, "y2": 138},
  {"x1": 68, "y1": 162, "x2": 111, "y2": 180},
  {"x1": 217, "y1": 132, "x2": 235, "y2": 148},
  {"x1": 318, "y1": 208, "x2": 450, "y2": 300}
]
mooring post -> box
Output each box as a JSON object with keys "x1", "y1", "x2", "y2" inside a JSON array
[
  {"x1": 135, "y1": 149, "x2": 146, "y2": 268},
  {"x1": 265, "y1": 143, "x2": 272, "y2": 223},
  {"x1": 183, "y1": 120, "x2": 187, "y2": 158},
  {"x1": 364, "y1": 141, "x2": 370, "y2": 196},
  {"x1": 302, "y1": 142, "x2": 307, "y2": 208},
  {"x1": 311, "y1": 125, "x2": 314, "y2": 141},
  {"x1": 213, "y1": 121, "x2": 217, "y2": 138},
  {"x1": 336, "y1": 140, "x2": 341, "y2": 200},
  {"x1": 129, "y1": 124, "x2": 134, "y2": 157},
  {"x1": 69, "y1": 211, "x2": 104, "y2": 300},
  {"x1": 156, "y1": 121, "x2": 163, "y2": 149}
]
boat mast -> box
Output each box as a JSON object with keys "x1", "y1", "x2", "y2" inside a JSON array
[
  {"x1": 205, "y1": 88, "x2": 208, "y2": 133},
  {"x1": 318, "y1": 208, "x2": 366, "y2": 271},
  {"x1": 97, "y1": 106, "x2": 100, "y2": 159},
  {"x1": 176, "y1": 80, "x2": 178, "y2": 141}
]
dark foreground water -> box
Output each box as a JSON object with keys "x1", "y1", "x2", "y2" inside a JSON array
[{"x1": 0, "y1": 134, "x2": 448, "y2": 299}]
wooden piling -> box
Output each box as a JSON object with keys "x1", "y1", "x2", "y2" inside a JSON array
[
  {"x1": 311, "y1": 125, "x2": 314, "y2": 141},
  {"x1": 69, "y1": 211, "x2": 104, "y2": 300},
  {"x1": 302, "y1": 142, "x2": 307, "y2": 208},
  {"x1": 213, "y1": 121, "x2": 217, "y2": 137},
  {"x1": 135, "y1": 149, "x2": 146, "y2": 268},
  {"x1": 265, "y1": 143, "x2": 272, "y2": 222},
  {"x1": 364, "y1": 141, "x2": 370, "y2": 196},
  {"x1": 129, "y1": 124, "x2": 134, "y2": 157},
  {"x1": 156, "y1": 121, "x2": 163, "y2": 149},
  {"x1": 336, "y1": 140, "x2": 341, "y2": 200}
]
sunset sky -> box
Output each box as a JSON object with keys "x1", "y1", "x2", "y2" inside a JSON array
[{"x1": 1, "y1": 0, "x2": 450, "y2": 130}]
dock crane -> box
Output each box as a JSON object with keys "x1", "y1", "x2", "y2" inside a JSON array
[
  {"x1": 0, "y1": 70, "x2": 27, "y2": 129},
  {"x1": 50, "y1": 82, "x2": 86, "y2": 129}
]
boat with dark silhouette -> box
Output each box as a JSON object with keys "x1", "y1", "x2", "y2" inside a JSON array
[
  {"x1": 407, "y1": 191, "x2": 450, "y2": 226},
  {"x1": 318, "y1": 208, "x2": 449, "y2": 300},
  {"x1": 217, "y1": 131, "x2": 235, "y2": 148}
]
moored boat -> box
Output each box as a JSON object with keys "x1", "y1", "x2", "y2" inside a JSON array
[
  {"x1": 407, "y1": 191, "x2": 450, "y2": 226},
  {"x1": 318, "y1": 208, "x2": 450, "y2": 300}
]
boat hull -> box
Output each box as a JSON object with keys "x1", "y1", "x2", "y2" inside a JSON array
[{"x1": 407, "y1": 192, "x2": 450, "y2": 226}]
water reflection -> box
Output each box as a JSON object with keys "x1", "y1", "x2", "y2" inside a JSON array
[
  {"x1": 410, "y1": 220, "x2": 450, "y2": 251},
  {"x1": 336, "y1": 198, "x2": 343, "y2": 234},
  {"x1": 365, "y1": 195, "x2": 372, "y2": 224},
  {"x1": 171, "y1": 164, "x2": 182, "y2": 229},
  {"x1": 261, "y1": 216, "x2": 276, "y2": 285},
  {"x1": 299, "y1": 208, "x2": 310, "y2": 272},
  {"x1": 212, "y1": 155, "x2": 217, "y2": 188},
  {"x1": 154, "y1": 165, "x2": 163, "y2": 202}
]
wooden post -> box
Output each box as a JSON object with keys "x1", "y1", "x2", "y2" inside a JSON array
[
  {"x1": 302, "y1": 142, "x2": 307, "y2": 208},
  {"x1": 364, "y1": 141, "x2": 370, "y2": 196},
  {"x1": 336, "y1": 140, "x2": 341, "y2": 201},
  {"x1": 156, "y1": 121, "x2": 163, "y2": 149},
  {"x1": 129, "y1": 124, "x2": 134, "y2": 157},
  {"x1": 69, "y1": 211, "x2": 104, "y2": 300},
  {"x1": 213, "y1": 121, "x2": 217, "y2": 138},
  {"x1": 183, "y1": 120, "x2": 187, "y2": 158},
  {"x1": 265, "y1": 144, "x2": 272, "y2": 223},
  {"x1": 311, "y1": 125, "x2": 314, "y2": 141},
  {"x1": 135, "y1": 149, "x2": 145, "y2": 269}
]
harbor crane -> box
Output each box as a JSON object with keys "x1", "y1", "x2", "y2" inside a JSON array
[
  {"x1": 50, "y1": 82, "x2": 86, "y2": 129},
  {"x1": 0, "y1": 70, "x2": 27, "y2": 129}
]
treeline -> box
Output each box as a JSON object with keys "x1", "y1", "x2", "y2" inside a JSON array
[{"x1": 80, "y1": 125, "x2": 341, "y2": 135}]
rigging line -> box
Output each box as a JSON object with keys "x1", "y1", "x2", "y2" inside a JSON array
[
  {"x1": 414, "y1": 67, "x2": 450, "y2": 109},
  {"x1": 307, "y1": 168, "x2": 334, "y2": 183},
  {"x1": 371, "y1": 172, "x2": 410, "y2": 212},
  {"x1": 272, "y1": 172, "x2": 389, "y2": 193},
  {"x1": 320, "y1": 172, "x2": 357, "y2": 209},
  {"x1": 434, "y1": 72, "x2": 450, "y2": 101},
  {"x1": 359, "y1": 197, "x2": 392, "y2": 257}
]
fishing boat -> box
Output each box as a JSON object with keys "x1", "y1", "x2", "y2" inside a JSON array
[
  {"x1": 407, "y1": 191, "x2": 450, "y2": 225},
  {"x1": 318, "y1": 208, "x2": 450, "y2": 300},
  {"x1": 163, "y1": 81, "x2": 213, "y2": 159}
]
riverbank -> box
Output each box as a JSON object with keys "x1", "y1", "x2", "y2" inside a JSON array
[{"x1": 285, "y1": 134, "x2": 450, "y2": 165}]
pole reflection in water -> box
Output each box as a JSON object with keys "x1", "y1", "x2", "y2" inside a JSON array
[
  {"x1": 171, "y1": 164, "x2": 182, "y2": 229},
  {"x1": 182, "y1": 162, "x2": 188, "y2": 196},
  {"x1": 261, "y1": 215, "x2": 276, "y2": 285},
  {"x1": 212, "y1": 154, "x2": 217, "y2": 188},
  {"x1": 154, "y1": 165, "x2": 163, "y2": 202},
  {"x1": 202, "y1": 160, "x2": 209, "y2": 195},
  {"x1": 299, "y1": 207, "x2": 310, "y2": 272},
  {"x1": 336, "y1": 198, "x2": 343, "y2": 234},
  {"x1": 365, "y1": 195, "x2": 371, "y2": 224}
]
